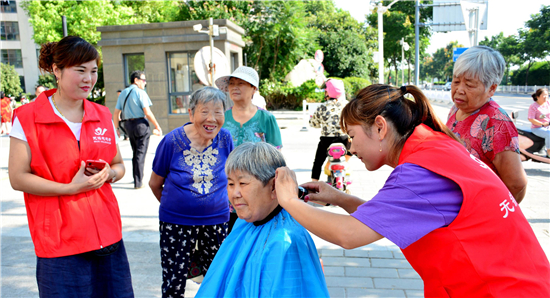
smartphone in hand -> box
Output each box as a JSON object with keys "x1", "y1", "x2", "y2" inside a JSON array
[{"x1": 85, "y1": 160, "x2": 107, "y2": 176}]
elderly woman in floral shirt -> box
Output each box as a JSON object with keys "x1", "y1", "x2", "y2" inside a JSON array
[{"x1": 309, "y1": 79, "x2": 350, "y2": 181}]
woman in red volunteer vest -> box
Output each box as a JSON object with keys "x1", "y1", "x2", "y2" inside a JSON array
[
  {"x1": 8, "y1": 36, "x2": 133, "y2": 297},
  {"x1": 274, "y1": 84, "x2": 550, "y2": 297}
]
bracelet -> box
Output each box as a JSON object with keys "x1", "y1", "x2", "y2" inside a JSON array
[{"x1": 110, "y1": 169, "x2": 117, "y2": 183}]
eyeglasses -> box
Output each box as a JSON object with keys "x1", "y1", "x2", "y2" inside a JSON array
[{"x1": 138, "y1": 78, "x2": 147, "y2": 82}]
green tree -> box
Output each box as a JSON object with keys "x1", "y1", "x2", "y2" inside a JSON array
[
  {"x1": 422, "y1": 41, "x2": 462, "y2": 83},
  {"x1": 524, "y1": 5, "x2": 550, "y2": 85},
  {"x1": 480, "y1": 32, "x2": 521, "y2": 85},
  {"x1": 1, "y1": 63, "x2": 23, "y2": 97},
  {"x1": 304, "y1": 1, "x2": 374, "y2": 80},
  {"x1": 37, "y1": 74, "x2": 56, "y2": 90}
]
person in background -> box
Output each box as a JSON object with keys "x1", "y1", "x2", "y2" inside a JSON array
[
  {"x1": 116, "y1": 89, "x2": 128, "y2": 141},
  {"x1": 528, "y1": 88, "x2": 550, "y2": 157},
  {"x1": 113, "y1": 70, "x2": 162, "y2": 189},
  {"x1": 196, "y1": 142, "x2": 329, "y2": 298},
  {"x1": 215, "y1": 66, "x2": 282, "y2": 233},
  {"x1": 8, "y1": 36, "x2": 133, "y2": 297},
  {"x1": 35, "y1": 85, "x2": 46, "y2": 99},
  {"x1": 149, "y1": 87, "x2": 232, "y2": 298},
  {"x1": 445, "y1": 46, "x2": 527, "y2": 203},
  {"x1": 275, "y1": 84, "x2": 550, "y2": 297},
  {"x1": 1, "y1": 91, "x2": 13, "y2": 135},
  {"x1": 309, "y1": 78, "x2": 351, "y2": 181},
  {"x1": 251, "y1": 90, "x2": 267, "y2": 110},
  {"x1": 21, "y1": 95, "x2": 29, "y2": 105}
]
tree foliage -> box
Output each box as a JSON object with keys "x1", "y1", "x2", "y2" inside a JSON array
[
  {"x1": 422, "y1": 41, "x2": 463, "y2": 82},
  {"x1": 1, "y1": 63, "x2": 23, "y2": 97},
  {"x1": 480, "y1": 32, "x2": 521, "y2": 85}
]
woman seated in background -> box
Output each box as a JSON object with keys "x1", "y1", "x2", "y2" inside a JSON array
[
  {"x1": 195, "y1": 142, "x2": 329, "y2": 298},
  {"x1": 528, "y1": 88, "x2": 550, "y2": 157}
]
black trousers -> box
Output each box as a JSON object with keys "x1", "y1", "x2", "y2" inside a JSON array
[
  {"x1": 311, "y1": 135, "x2": 350, "y2": 180},
  {"x1": 123, "y1": 118, "x2": 150, "y2": 188}
]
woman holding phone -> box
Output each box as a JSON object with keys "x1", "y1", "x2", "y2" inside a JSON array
[{"x1": 8, "y1": 36, "x2": 133, "y2": 297}]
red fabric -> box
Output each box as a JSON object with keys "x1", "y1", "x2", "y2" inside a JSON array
[
  {"x1": 400, "y1": 125, "x2": 550, "y2": 297},
  {"x1": 446, "y1": 100, "x2": 519, "y2": 172},
  {"x1": 16, "y1": 89, "x2": 122, "y2": 258},
  {"x1": 1, "y1": 97, "x2": 12, "y2": 123}
]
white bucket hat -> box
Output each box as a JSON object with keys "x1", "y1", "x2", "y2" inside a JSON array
[{"x1": 215, "y1": 66, "x2": 259, "y2": 92}]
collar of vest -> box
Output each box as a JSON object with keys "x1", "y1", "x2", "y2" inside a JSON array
[
  {"x1": 398, "y1": 124, "x2": 450, "y2": 165},
  {"x1": 34, "y1": 89, "x2": 101, "y2": 124}
]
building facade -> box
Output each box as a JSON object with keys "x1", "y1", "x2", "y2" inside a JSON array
[
  {"x1": 0, "y1": 0, "x2": 39, "y2": 95},
  {"x1": 98, "y1": 19, "x2": 245, "y2": 133}
]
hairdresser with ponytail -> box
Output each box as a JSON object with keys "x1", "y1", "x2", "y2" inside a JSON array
[
  {"x1": 274, "y1": 84, "x2": 550, "y2": 297},
  {"x1": 8, "y1": 36, "x2": 133, "y2": 297}
]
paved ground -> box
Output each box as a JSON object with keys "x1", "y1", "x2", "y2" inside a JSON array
[{"x1": 1, "y1": 101, "x2": 548, "y2": 298}]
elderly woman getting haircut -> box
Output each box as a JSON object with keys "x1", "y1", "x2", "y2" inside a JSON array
[{"x1": 195, "y1": 142, "x2": 329, "y2": 298}]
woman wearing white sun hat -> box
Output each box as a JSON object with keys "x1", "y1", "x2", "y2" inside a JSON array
[{"x1": 216, "y1": 66, "x2": 283, "y2": 232}]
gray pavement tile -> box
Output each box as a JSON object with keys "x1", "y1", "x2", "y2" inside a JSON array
[
  {"x1": 393, "y1": 251, "x2": 406, "y2": 259},
  {"x1": 405, "y1": 290, "x2": 425, "y2": 297},
  {"x1": 344, "y1": 249, "x2": 370, "y2": 258},
  {"x1": 397, "y1": 269, "x2": 421, "y2": 279},
  {"x1": 374, "y1": 278, "x2": 424, "y2": 290},
  {"x1": 367, "y1": 250, "x2": 395, "y2": 259},
  {"x1": 347, "y1": 288, "x2": 407, "y2": 298},
  {"x1": 371, "y1": 258, "x2": 414, "y2": 269},
  {"x1": 326, "y1": 276, "x2": 374, "y2": 288},
  {"x1": 323, "y1": 256, "x2": 371, "y2": 267},
  {"x1": 320, "y1": 248, "x2": 344, "y2": 257},
  {"x1": 323, "y1": 265, "x2": 345, "y2": 276},
  {"x1": 346, "y1": 267, "x2": 399, "y2": 278},
  {"x1": 327, "y1": 287, "x2": 346, "y2": 297}
]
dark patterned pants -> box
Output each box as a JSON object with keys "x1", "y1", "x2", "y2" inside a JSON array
[{"x1": 159, "y1": 221, "x2": 228, "y2": 298}]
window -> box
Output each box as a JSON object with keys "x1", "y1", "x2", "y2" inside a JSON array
[
  {"x1": 231, "y1": 52, "x2": 238, "y2": 72},
  {"x1": 0, "y1": 21, "x2": 20, "y2": 41},
  {"x1": 167, "y1": 52, "x2": 204, "y2": 114},
  {"x1": 19, "y1": 75, "x2": 25, "y2": 92},
  {"x1": 0, "y1": 0, "x2": 17, "y2": 13},
  {"x1": 123, "y1": 53, "x2": 145, "y2": 87},
  {"x1": 1, "y1": 49, "x2": 23, "y2": 68}
]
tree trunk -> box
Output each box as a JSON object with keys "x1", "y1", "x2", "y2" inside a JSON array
[{"x1": 394, "y1": 59, "x2": 399, "y2": 86}]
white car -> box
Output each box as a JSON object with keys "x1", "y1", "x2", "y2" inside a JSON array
[{"x1": 444, "y1": 82, "x2": 452, "y2": 91}]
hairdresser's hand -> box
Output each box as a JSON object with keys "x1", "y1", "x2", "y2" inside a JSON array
[
  {"x1": 274, "y1": 167, "x2": 300, "y2": 207},
  {"x1": 300, "y1": 181, "x2": 342, "y2": 206}
]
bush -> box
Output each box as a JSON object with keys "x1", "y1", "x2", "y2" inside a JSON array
[
  {"x1": 260, "y1": 79, "x2": 324, "y2": 110},
  {"x1": 343, "y1": 77, "x2": 371, "y2": 99}
]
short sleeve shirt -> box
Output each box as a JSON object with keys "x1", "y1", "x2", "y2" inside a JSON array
[
  {"x1": 152, "y1": 123, "x2": 233, "y2": 226},
  {"x1": 528, "y1": 101, "x2": 550, "y2": 128},
  {"x1": 309, "y1": 99, "x2": 348, "y2": 137},
  {"x1": 223, "y1": 108, "x2": 283, "y2": 149},
  {"x1": 446, "y1": 99, "x2": 519, "y2": 172},
  {"x1": 351, "y1": 163, "x2": 463, "y2": 249},
  {"x1": 115, "y1": 85, "x2": 152, "y2": 119}
]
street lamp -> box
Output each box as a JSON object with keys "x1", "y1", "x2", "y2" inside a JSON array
[
  {"x1": 377, "y1": 0, "x2": 400, "y2": 84},
  {"x1": 193, "y1": 18, "x2": 227, "y2": 86},
  {"x1": 400, "y1": 38, "x2": 410, "y2": 86}
]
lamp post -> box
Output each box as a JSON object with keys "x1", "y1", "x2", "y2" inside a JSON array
[
  {"x1": 377, "y1": 0, "x2": 400, "y2": 84},
  {"x1": 400, "y1": 38, "x2": 410, "y2": 86}
]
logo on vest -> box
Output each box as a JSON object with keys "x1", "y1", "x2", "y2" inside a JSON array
[
  {"x1": 93, "y1": 127, "x2": 112, "y2": 144},
  {"x1": 469, "y1": 154, "x2": 489, "y2": 170},
  {"x1": 500, "y1": 193, "x2": 518, "y2": 218}
]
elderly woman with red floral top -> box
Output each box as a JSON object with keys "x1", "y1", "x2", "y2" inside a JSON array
[{"x1": 446, "y1": 46, "x2": 527, "y2": 203}]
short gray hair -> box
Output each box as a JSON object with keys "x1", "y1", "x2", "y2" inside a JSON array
[
  {"x1": 189, "y1": 86, "x2": 226, "y2": 114},
  {"x1": 453, "y1": 45, "x2": 505, "y2": 90},
  {"x1": 225, "y1": 142, "x2": 286, "y2": 186}
]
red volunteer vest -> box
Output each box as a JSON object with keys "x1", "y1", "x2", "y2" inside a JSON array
[
  {"x1": 399, "y1": 124, "x2": 550, "y2": 297},
  {"x1": 16, "y1": 89, "x2": 122, "y2": 258}
]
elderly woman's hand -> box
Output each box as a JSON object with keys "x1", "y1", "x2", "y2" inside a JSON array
[{"x1": 274, "y1": 167, "x2": 300, "y2": 206}]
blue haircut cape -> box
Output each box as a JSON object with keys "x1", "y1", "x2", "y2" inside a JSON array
[{"x1": 195, "y1": 207, "x2": 329, "y2": 298}]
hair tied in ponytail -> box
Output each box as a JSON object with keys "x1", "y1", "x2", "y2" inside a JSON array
[{"x1": 400, "y1": 86, "x2": 407, "y2": 95}]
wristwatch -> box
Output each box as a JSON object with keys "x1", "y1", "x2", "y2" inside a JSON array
[{"x1": 110, "y1": 170, "x2": 117, "y2": 183}]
